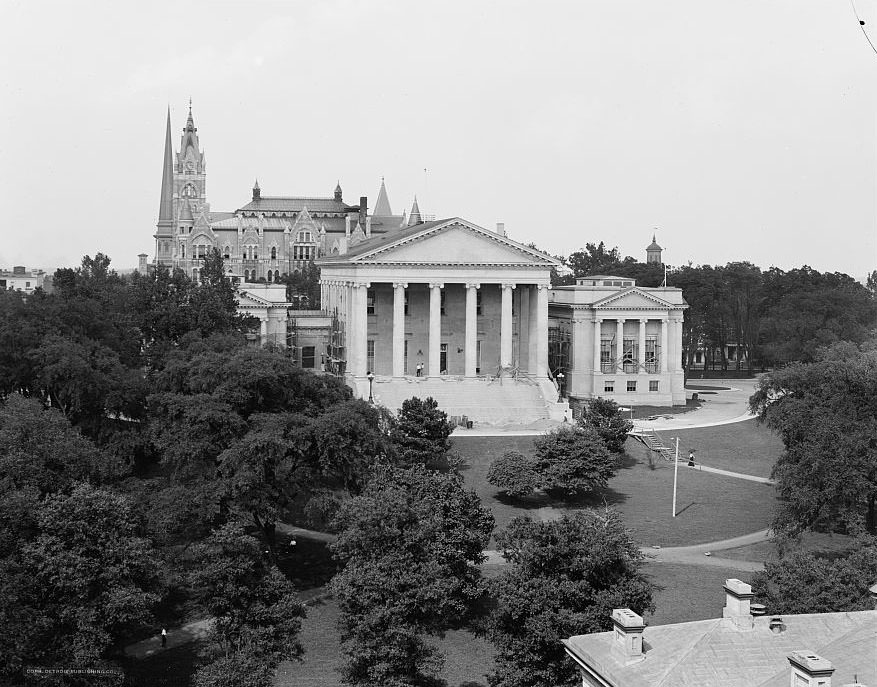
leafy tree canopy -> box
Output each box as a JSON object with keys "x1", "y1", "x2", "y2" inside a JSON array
[
  {"x1": 533, "y1": 425, "x2": 616, "y2": 498},
  {"x1": 579, "y1": 397, "x2": 633, "y2": 454},
  {"x1": 750, "y1": 343, "x2": 877, "y2": 535},
  {"x1": 487, "y1": 510, "x2": 654, "y2": 687},
  {"x1": 390, "y1": 396, "x2": 453, "y2": 467}
]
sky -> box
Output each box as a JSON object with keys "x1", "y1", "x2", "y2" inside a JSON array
[{"x1": 2, "y1": 0, "x2": 877, "y2": 279}]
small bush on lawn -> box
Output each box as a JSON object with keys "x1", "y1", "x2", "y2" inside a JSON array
[{"x1": 487, "y1": 451, "x2": 539, "y2": 497}]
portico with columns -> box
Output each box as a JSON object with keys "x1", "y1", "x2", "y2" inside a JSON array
[
  {"x1": 549, "y1": 275, "x2": 688, "y2": 407},
  {"x1": 317, "y1": 218, "x2": 566, "y2": 421}
]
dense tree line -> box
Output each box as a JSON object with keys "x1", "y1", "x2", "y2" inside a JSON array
[{"x1": 554, "y1": 242, "x2": 877, "y2": 371}]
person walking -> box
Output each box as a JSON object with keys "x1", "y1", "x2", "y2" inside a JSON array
[{"x1": 161, "y1": 628, "x2": 167, "y2": 648}]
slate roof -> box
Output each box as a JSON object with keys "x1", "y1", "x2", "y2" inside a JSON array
[
  {"x1": 564, "y1": 611, "x2": 877, "y2": 687},
  {"x1": 238, "y1": 197, "x2": 356, "y2": 214}
]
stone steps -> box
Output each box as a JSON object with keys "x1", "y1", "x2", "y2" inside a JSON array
[{"x1": 370, "y1": 376, "x2": 554, "y2": 424}]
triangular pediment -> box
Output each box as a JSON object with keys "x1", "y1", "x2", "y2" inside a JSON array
[
  {"x1": 594, "y1": 288, "x2": 674, "y2": 309},
  {"x1": 352, "y1": 219, "x2": 559, "y2": 266}
]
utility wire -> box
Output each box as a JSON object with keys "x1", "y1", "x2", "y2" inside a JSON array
[{"x1": 850, "y1": 0, "x2": 877, "y2": 57}]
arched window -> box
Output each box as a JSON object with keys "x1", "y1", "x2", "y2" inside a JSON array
[
  {"x1": 192, "y1": 268, "x2": 199, "y2": 283},
  {"x1": 267, "y1": 271, "x2": 273, "y2": 283},
  {"x1": 244, "y1": 269, "x2": 250, "y2": 282},
  {"x1": 271, "y1": 246, "x2": 277, "y2": 260},
  {"x1": 181, "y1": 244, "x2": 186, "y2": 259},
  {"x1": 274, "y1": 270, "x2": 280, "y2": 282},
  {"x1": 223, "y1": 246, "x2": 230, "y2": 259}
]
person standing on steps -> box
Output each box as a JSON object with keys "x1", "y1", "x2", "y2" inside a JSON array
[{"x1": 161, "y1": 628, "x2": 167, "y2": 648}]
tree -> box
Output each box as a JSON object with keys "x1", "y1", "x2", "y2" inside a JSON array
[
  {"x1": 189, "y1": 522, "x2": 305, "y2": 687},
  {"x1": 487, "y1": 451, "x2": 540, "y2": 498},
  {"x1": 486, "y1": 511, "x2": 654, "y2": 687},
  {"x1": 0, "y1": 394, "x2": 119, "y2": 494},
  {"x1": 533, "y1": 425, "x2": 616, "y2": 498},
  {"x1": 752, "y1": 545, "x2": 877, "y2": 614},
  {"x1": 579, "y1": 398, "x2": 633, "y2": 454},
  {"x1": 390, "y1": 396, "x2": 453, "y2": 467},
  {"x1": 15, "y1": 484, "x2": 159, "y2": 669},
  {"x1": 331, "y1": 465, "x2": 494, "y2": 686},
  {"x1": 750, "y1": 344, "x2": 877, "y2": 535}
]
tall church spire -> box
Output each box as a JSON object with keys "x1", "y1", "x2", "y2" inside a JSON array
[
  {"x1": 157, "y1": 107, "x2": 174, "y2": 226},
  {"x1": 374, "y1": 177, "x2": 392, "y2": 216}
]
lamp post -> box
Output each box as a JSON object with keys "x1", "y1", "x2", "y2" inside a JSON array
[
  {"x1": 367, "y1": 371, "x2": 374, "y2": 404},
  {"x1": 556, "y1": 372, "x2": 565, "y2": 399}
]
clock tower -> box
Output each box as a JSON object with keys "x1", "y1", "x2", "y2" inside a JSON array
[
  {"x1": 154, "y1": 102, "x2": 209, "y2": 267},
  {"x1": 174, "y1": 100, "x2": 207, "y2": 224}
]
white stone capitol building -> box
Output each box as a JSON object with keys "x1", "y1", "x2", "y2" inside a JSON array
[{"x1": 149, "y1": 105, "x2": 686, "y2": 419}]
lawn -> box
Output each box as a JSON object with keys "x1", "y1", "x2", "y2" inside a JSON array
[
  {"x1": 719, "y1": 531, "x2": 857, "y2": 564},
  {"x1": 643, "y1": 562, "x2": 749, "y2": 625},
  {"x1": 453, "y1": 434, "x2": 777, "y2": 547},
  {"x1": 665, "y1": 418, "x2": 783, "y2": 479}
]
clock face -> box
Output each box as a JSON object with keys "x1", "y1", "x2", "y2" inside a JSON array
[{"x1": 185, "y1": 160, "x2": 195, "y2": 171}]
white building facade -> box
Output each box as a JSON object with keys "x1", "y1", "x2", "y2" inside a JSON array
[{"x1": 549, "y1": 275, "x2": 687, "y2": 406}]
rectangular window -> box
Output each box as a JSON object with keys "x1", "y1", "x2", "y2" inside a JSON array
[
  {"x1": 476, "y1": 340, "x2": 482, "y2": 374},
  {"x1": 623, "y1": 338, "x2": 637, "y2": 373},
  {"x1": 476, "y1": 290, "x2": 482, "y2": 316},
  {"x1": 645, "y1": 337, "x2": 658, "y2": 373},
  {"x1": 604, "y1": 380, "x2": 614, "y2": 393},
  {"x1": 404, "y1": 340, "x2": 409, "y2": 374},
  {"x1": 601, "y1": 339, "x2": 614, "y2": 373},
  {"x1": 404, "y1": 290, "x2": 409, "y2": 316},
  {"x1": 440, "y1": 290, "x2": 446, "y2": 315},
  {"x1": 367, "y1": 339, "x2": 375, "y2": 373},
  {"x1": 649, "y1": 380, "x2": 659, "y2": 392},
  {"x1": 301, "y1": 346, "x2": 316, "y2": 369},
  {"x1": 627, "y1": 380, "x2": 637, "y2": 392},
  {"x1": 367, "y1": 289, "x2": 375, "y2": 315}
]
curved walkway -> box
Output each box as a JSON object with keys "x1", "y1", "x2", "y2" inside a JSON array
[{"x1": 483, "y1": 528, "x2": 772, "y2": 571}]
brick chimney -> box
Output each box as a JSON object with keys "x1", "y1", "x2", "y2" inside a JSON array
[
  {"x1": 359, "y1": 196, "x2": 367, "y2": 229},
  {"x1": 610, "y1": 609, "x2": 645, "y2": 665},
  {"x1": 788, "y1": 651, "x2": 834, "y2": 687},
  {"x1": 496, "y1": 222, "x2": 506, "y2": 237},
  {"x1": 722, "y1": 579, "x2": 754, "y2": 630}
]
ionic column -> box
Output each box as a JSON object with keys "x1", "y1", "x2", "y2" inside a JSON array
[
  {"x1": 639, "y1": 318, "x2": 647, "y2": 373},
  {"x1": 500, "y1": 283, "x2": 515, "y2": 367},
  {"x1": 392, "y1": 282, "x2": 407, "y2": 376},
  {"x1": 593, "y1": 317, "x2": 603, "y2": 373},
  {"x1": 535, "y1": 284, "x2": 549, "y2": 377},
  {"x1": 464, "y1": 283, "x2": 479, "y2": 377},
  {"x1": 428, "y1": 282, "x2": 443, "y2": 377},
  {"x1": 616, "y1": 319, "x2": 625, "y2": 372},
  {"x1": 660, "y1": 316, "x2": 669, "y2": 373},
  {"x1": 351, "y1": 282, "x2": 369, "y2": 376},
  {"x1": 670, "y1": 316, "x2": 682, "y2": 372},
  {"x1": 526, "y1": 286, "x2": 538, "y2": 374}
]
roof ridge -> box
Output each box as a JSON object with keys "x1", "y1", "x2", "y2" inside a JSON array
[{"x1": 654, "y1": 619, "x2": 723, "y2": 687}]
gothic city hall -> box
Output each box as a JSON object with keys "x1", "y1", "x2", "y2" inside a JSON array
[{"x1": 149, "y1": 105, "x2": 687, "y2": 422}]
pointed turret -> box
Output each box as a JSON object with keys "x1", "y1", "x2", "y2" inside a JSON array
[
  {"x1": 646, "y1": 232, "x2": 663, "y2": 264},
  {"x1": 253, "y1": 179, "x2": 261, "y2": 201},
  {"x1": 407, "y1": 196, "x2": 422, "y2": 226},
  {"x1": 334, "y1": 180, "x2": 343, "y2": 202},
  {"x1": 374, "y1": 177, "x2": 392, "y2": 216},
  {"x1": 157, "y1": 108, "x2": 174, "y2": 227},
  {"x1": 186, "y1": 98, "x2": 195, "y2": 132}
]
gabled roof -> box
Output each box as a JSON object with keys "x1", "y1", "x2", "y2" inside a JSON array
[
  {"x1": 238, "y1": 197, "x2": 356, "y2": 214},
  {"x1": 317, "y1": 218, "x2": 562, "y2": 267},
  {"x1": 564, "y1": 611, "x2": 876, "y2": 687},
  {"x1": 592, "y1": 287, "x2": 681, "y2": 309}
]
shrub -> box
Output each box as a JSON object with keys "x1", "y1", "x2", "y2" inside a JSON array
[{"x1": 487, "y1": 451, "x2": 539, "y2": 498}]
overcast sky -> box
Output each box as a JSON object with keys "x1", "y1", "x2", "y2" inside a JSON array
[{"x1": 2, "y1": 0, "x2": 876, "y2": 278}]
